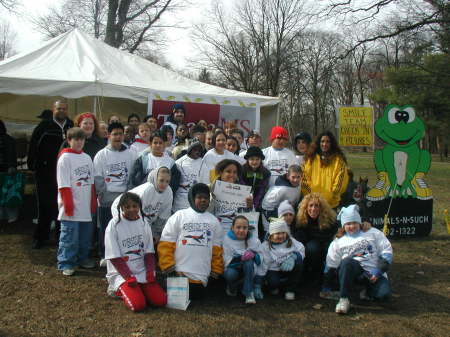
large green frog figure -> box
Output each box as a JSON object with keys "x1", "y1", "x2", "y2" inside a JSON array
[{"x1": 367, "y1": 104, "x2": 432, "y2": 201}]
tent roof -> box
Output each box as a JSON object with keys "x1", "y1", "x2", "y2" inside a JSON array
[{"x1": 0, "y1": 29, "x2": 279, "y2": 106}]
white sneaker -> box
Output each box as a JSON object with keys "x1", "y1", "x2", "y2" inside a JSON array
[
  {"x1": 285, "y1": 292, "x2": 295, "y2": 301},
  {"x1": 270, "y1": 288, "x2": 280, "y2": 296},
  {"x1": 335, "y1": 297, "x2": 350, "y2": 314},
  {"x1": 62, "y1": 269, "x2": 75, "y2": 276},
  {"x1": 245, "y1": 292, "x2": 256, "y2": 304},
  {"x1": 226, "y1": 285, "x2": 237, "y2": 297},
  {"x1": 7, "y1": 217, "x2": 18, "y2": 223},
  {"x1": 99, "y1": 259, "x2": 107, "y2": 268},
  {"x1": 79, "y1": 259, "x2": 96, "y2": 269}
]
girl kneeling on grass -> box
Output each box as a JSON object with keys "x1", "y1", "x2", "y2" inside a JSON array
[
  {"x1": 261, "y1": 219, "x2": 305, "y2": 301},
  {"x1": 322, "y1": 204, "x2": 393, "y2": 314},
  {"x1": 223, "y1": 215, "x2": 264, "y2": 304},
  {"x1": 105, "y1": 192, "x2": 167, "y2": 312}
]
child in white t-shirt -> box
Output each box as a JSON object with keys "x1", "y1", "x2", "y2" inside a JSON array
[
  {"x1": 105, "y1": 192, "x2": 167, "y2": 312},
  {"x1": 56, "y1": 127, "x2": 97, "y2": 276},
  {"x1": 130, "y1": 130, "x2": 176, "y2": 188},
  {"x1": 158, "y1": 183, "x2": 224, "y2": 300},
  {"x1": 322, "y1": 205, "x2": 393, "y2": 314},
  {"x1": 94, "y1": 122, "x2": 135, "y2": 266},
  {"x1": 111, "y1": 167, "x2": 173, "y2": 242},
  {"x1": 129, "y1": 123, "x2": 151, "y2": 155},
  {"x1": 172, "y1": 141, "x2": 204, "y2": 213},
  {"x1": 261, "y1": 219, "x2": 305, "y2": 301},
  {"x1": 223, "y1": 215, "x2": 264, "y2": 304},
  {"x1": 262, "y1": 164, "x2": 302, "y2": 232},
  {"x1": 199, "y1": 131, "x2": 239, "y2": 184},
  {"x1": 262, "y1": 126, "x2": 297, "y2": 187}
]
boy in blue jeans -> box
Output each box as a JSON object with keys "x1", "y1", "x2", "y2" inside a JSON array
[
  {"x1": 57, "y1": 127, "x2": 97, "y2": 276},
  {"x1": 93, "y1": 122, "x2": 135, "y2": 267}
]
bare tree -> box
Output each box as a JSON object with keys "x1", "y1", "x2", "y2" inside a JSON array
[
  {"x1": 192, "y1": 3, "x2": 264, "y2": 93},
  {"x1": 321, "y1": 0, "x2": 450, "y2": 54},
  {"x1": 0, "y1": 21, "x2": 17, "y2": 60},
  {"x1": 33, "y1": 0, "x2": 180, "y2": 54},
  {"x1": 0, "y1": 0, "x2": 16, "y2": 11}
]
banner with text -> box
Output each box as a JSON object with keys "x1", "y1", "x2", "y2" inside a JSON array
[
  {"x1": 150, "y1": 100, "x2": 256, "y2": 137},
  {"x1": 339, "y1": 106, "x2": 374, "y2": 147}
]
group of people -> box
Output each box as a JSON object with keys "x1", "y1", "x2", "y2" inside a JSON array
[{"x1": 22, "y1": 100, "x2": 393, "y2": 315}]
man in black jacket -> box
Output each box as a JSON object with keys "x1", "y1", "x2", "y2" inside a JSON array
[{"x1": 28, "y1": 100, "x2": 74, "y2": 249}]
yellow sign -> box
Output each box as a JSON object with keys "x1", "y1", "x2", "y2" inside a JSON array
[{"x1": 339, "y1": 106, "x2": 374, "y2": 147}]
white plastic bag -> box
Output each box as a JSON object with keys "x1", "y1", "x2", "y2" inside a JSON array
[{"x1": 166, "y1": 276, "x2": 190, "y2": 310}]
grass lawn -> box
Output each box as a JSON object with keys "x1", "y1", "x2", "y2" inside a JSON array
[{"x1": 0, "y1": 153, "x2": 449, "y2": 337}]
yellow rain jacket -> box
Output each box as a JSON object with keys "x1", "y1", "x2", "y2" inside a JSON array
[{"x1": 301, "y1": 154, "x2": 349, "y2": 208}]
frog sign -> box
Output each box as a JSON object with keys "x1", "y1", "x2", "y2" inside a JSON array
[
  {"x1": 365, "y1": 105, "x2": 432, "y2": 237},
  {"x1": 367, "y1": 105, "x2": 432, "y2": 201}
]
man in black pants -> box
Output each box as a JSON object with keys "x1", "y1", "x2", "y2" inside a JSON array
[{"x1": 28, "y1": 100, "x2": 73, "y2": 249}]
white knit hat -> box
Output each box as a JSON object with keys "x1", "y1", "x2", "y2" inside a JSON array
[
  {"x1": 278, "y1": 200, "x2": 295, "y2": 218},
  {"x1": 337, "y1": 204, "x2": 361, "y2": 226},
  {"x1": 269, "y1": 218, "x2": 291, "y2": 235}
]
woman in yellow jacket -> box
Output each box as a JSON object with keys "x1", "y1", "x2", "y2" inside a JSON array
[{"x1": 302, "y1": 131, "x2": 349, "y2": 209}]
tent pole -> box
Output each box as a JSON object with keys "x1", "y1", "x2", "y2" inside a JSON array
[
  {"x1": 93, "y1": 96, "x2": 97, "y2": 116},
  {"x1": 276, "y1": 103, "x2": 280, "y2": 125},
  {"x1": 255, "y1": 104, "x2": 261, "y2": 132}
]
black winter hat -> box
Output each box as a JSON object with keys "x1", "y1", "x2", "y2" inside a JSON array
[
  {"x1": 244, "y1": 146, "x2": 265, "y2": 160},
  {"x1": 294, "y1": 132, "x2": 312, "y2": 144},
  {"x1": 188, "y1": 183, "x2": 210, "y2": 212},
  {"x1": 187, "y1": 139, "x2": 204, "y2": 154}
]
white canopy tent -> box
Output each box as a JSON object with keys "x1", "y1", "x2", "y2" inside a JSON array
[{"x1": 0, "y1": 29, "x2": 280, "y2": 131}]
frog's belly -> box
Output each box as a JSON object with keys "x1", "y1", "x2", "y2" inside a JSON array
[{"x1": 394, "y1": 151, "x2": 407, "y2": 185}]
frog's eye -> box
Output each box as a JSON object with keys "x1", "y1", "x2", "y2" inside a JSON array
[
  {"x1": 403, "y1": 107, "x2": 416, "y2": 123},
  {"x1": 388, "y1": 107, "x2": 400, "y2": 124}
]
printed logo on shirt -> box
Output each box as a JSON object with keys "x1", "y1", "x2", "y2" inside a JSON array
[
  {"x1": 273, "y1": 252, "x2": 292, "y2": 265},
  {"x1": 267, "y1": 159, "x2": 288, "y2": 175},
  {"x1": 105, "y1": 162, "x2": 129, "y2": 183},
  {"x1": 181, "y1": 222, "x2": 212, "y2": 247},
  {"x1": 74, "y1": 164, "x2": 91, "y2": 186},
  {"x1": 341, "y1": 239, "x2": 374, "y2": 260},
  {"x1": 179, "y1": 174, "x2": 198, "y2": 191},
  {"x1": 143, "y1": 201, "x2": 162, "y2": 219},
  {"x1": 122, "y1": 235, "x2": 144, "y2": 261}
]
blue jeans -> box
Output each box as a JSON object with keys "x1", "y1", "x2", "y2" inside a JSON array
[
  {"x1": 224, "y1": 260, "x2": 260, "y2": 296},
  {"x1": 338, "y1": 257, "x2": 391, "y2": 300},
  {"x1": 266, "y1": 262, "x2": 303, "y2": 293},
  {"x1": 97, "y1": 206, "x2": 113, "y2": 258},
  {"x1": 57, "y1": 220, "x2": 93, "y2": 270}
]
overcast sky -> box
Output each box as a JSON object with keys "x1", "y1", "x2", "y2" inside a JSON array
[{"x1": 4, "y1": 0, "x2": 212, "y2": 70}]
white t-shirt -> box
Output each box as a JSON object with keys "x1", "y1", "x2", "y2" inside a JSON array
[
  {"x1": 129, "y1": 139, "x2": 149, "y2": 156},
  {"x1": 172, "y1": 154, "x2": 202, "y2": 213},
  {"x1": 260, "y1": 238, "x2": 305, "y2": 273},
  {"x1": 141, "y1": 151, "x2": 175, "y2": 176},
  {"x1": 326, "y1": 228, "x2": 393, "y2": 273},
  {"x1": 295, "y1": 154, "x2": 305, "y2": 167},
  {"x1": 223, "y1": 232, "x2": 265, "y2": 276},
  {"x1": 262, "y1": 147, "x2": 297, "y2": 186},
  {"x1": 104, "y1": 216, "x2": 154, "y2": 291},
  {"x1": 262, "y1": 185, "x2": 300, "y2": 212},
  {"x1": 199, "y1": 149, "x2": 238, "y2": 184},
  {"x1": 160, "y1": 207, "x2": 223, "y2": 285},
  {"x1": 94, "y1": 146, "x2": 135, "y2": 193},
  {"x1": 111, "y1": 182, "x2": 173, "y2": 226},
  {"x1": 57, "y1": 151, "x2": 94, "y2": 222}
]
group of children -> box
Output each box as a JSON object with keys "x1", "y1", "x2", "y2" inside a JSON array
[{"x1": 55, "y1": 113, "x2": 393, "y2": 314}]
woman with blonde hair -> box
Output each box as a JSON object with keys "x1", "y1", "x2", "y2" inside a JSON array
[{"x1": 295, "y1": 192, "x2": 338, "y2": 283}]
